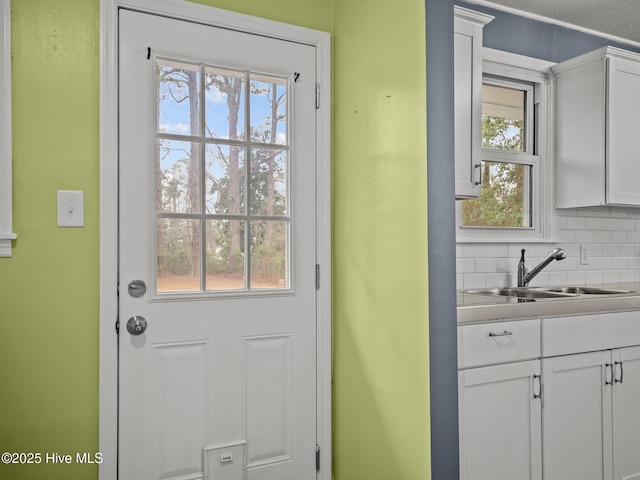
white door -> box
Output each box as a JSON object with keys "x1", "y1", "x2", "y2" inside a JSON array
[
  {"x1": 118, "y1": 10, "x2": 318, "y2": 480},
  {"x1": 458, "y1": 361, "x2": 542, "y2": 480}
]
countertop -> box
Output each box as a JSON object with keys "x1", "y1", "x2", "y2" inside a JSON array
[{"x1": 457, "y1": 282, "x2": 640, "y2": 324}]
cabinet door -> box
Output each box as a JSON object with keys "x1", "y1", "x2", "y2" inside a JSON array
[
  {"x1": 554, "y1": 58, "x2": 606, "y2": 208},
  {"x1": 454, "y1": 15, "x2": 483, "y2": 199},
  {"x1": 542, "y1": 351, "x2": 613, "y2": 480},
  {"x1": 607, "y1": 57, "x2": 640, "y2": 206},
  {"x1": 612, "y1": 346, "x2": 640, "y2": 480},
  {"x1": 459, "y1": 361, "x2": 542, "y2": 480}
]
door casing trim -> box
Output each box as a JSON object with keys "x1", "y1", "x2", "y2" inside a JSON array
[{"x1": 99, "y1": 1, "x2": 331, "y2": 478}]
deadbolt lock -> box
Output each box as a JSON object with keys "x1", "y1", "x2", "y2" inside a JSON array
[{"x1": 128, "y1": 279, "x2": 147, "y2": 298}]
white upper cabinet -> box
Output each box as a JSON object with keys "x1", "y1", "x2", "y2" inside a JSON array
[
  {"x1": 454, "y1": 6, "x2": 493, "y2": 199},
  {"x1": 554, "y1": 47, "x2": 640, "y2": 208}
]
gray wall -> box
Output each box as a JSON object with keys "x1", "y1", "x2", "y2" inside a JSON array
[
  {"x1": 457, "y1": 1, "x2": 640, "y2": 61},
  {"x1": 426, "y1": 0, "x2": 459, "y2": 478}
]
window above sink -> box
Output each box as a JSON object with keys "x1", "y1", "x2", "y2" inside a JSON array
[{"x1": 455, "y1": 48, "x2": 559, "y2": 244}]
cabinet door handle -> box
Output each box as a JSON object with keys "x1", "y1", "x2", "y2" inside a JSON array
[
  {"x1": 533, "y1": 374, "x2": 542, "y2": 400},
  {"x1": 474, "y1": 163, "x2": 482, "y2": 186},
  {"x1": 605, "y1": 363, "x2": 614, "y2": 385},
  {"x1": 615, "y1": 361, "x2": 624, "y2": 384},
  {"x1": 488, "y1": 330, "x2": 513, "y2": 337}
]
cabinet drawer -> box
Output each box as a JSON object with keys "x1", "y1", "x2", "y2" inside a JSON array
[
  {"x1": 542, "y1": 310, "x2": 640, "y2": 357},
  {"x1": 458, "y1": 319, "x2": 541, "y2": 369}
]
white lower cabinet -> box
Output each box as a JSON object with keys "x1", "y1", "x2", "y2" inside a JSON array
[
  {"x1": 458, "y1": 319, "x2": 542, "y2": 480},
  {"x1": 459, "y1": 312, "x2": 640, "y2": 480},
  {"x1": 542, "y1": 346, "x2": 640, "y2": 480},
  {"x1": 459, "y1": 360, "x2": 542, "y2": 480}
]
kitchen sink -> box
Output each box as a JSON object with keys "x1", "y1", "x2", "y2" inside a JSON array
[
  {"x1": 529, "y1": 286, "x2": 636, "y2": 295},
  {"x1": 461, "y1": 286, "x2": 636, "y2": 300},
  {"x1": 461, "y1": 287, "x2": 575, "y2": 299}
]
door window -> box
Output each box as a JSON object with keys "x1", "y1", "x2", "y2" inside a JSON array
[{"x1": 155, "y1": 57, "x2": 290, "y2": 293}]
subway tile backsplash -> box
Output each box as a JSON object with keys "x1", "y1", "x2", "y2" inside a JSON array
[{"x1": 456, "y1": 209, "x2": 640, "y2": 290}]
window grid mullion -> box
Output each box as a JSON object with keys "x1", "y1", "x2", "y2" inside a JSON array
[
  {"x1": 245, "y1": 70, "x2": 252, "y2": 290},
  {"x1": 199, "y1": 63, "x2": 207, "y2": 292}
]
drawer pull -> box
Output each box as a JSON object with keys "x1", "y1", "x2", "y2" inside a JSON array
[{"x1": 488, "y1": 330, "x2": 513, "y2": 337}]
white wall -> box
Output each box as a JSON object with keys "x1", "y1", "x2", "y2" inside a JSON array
[{"x1": 456, "y1": 208, "x2": 640, "y2": 289}]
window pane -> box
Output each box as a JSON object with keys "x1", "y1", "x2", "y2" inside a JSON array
[
  {"x1": 482, "y1": 84, "x2": 525, "y2": 152},
  {"x1": 250, "y1": 148, "x2": 287, "y2": 216},
  {"x1": 157, "y1": 218, "x2": 201, "y2": 292},
  {"x1": 205, "y1": 144, "x2": 246, "y2": 215},
  {"x1": 462, "y1": 161, "x2": 531, "y2": 228},
  {"x1": 205, "y1": 220, "x2": 245, "y2": 291},
  {"x1": 250, "y1": 220, "x2": 288, "y2": 289},
  {"x1": 157, "y1": 140, "x2": 201, "y2": 214},
  {"x1": 250, "y1": 75, "x2": 287, "y2": 145},
  {"x1": 205, "y1": 67, "x2": 245, "y2": 140},
  {"x1": 154, "y1": 60, "x2": 293, "y2": 295},
  {"x1": 157, "y1": 59, "x2": 201, "y2": 136}
]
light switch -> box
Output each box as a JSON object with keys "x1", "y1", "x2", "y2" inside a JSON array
[{"x1": 57, "y1": 190, "x2": 84, "y2": 227}]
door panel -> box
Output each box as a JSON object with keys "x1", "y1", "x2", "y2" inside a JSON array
[
  {"x1": 244, "y1": 334, "x2": 293, "y2": 467},
  {"x1": 118, "y1": 10, "x2": 317, "y2": 480}
]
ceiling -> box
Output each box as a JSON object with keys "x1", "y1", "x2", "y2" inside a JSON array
[{"x1": 476, "y1": 0, "x2": 640, "y2": 44}]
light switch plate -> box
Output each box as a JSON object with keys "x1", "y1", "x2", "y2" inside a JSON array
[
  {"x1": 580, "y1": 244, "x2": 589, "y2": 265},
  {"x1": 57, "y1": 190, "x2": 84, "y2": 227}
]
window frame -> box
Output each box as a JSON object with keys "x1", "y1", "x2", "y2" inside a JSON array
[
  {"x1": 0, "y1": 0, "x2": 15, "y2": 257},
  {"x1": 456, "y1": 48, "x2": 559, "y2": 243}
]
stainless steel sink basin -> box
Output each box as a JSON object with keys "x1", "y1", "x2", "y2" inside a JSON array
[
  {"x1": 461, "y1": 287, "x2": 575, "y2": 299},
  {"x1": 461, "y1": 286, "x2": 636, "y2": 300},
  {"x1": 530, "y1": 286, "x2": 636, "y2": 295}
]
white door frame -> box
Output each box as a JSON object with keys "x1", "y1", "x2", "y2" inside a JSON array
[{"x1": 98, "y1": 1, "x2": 331, "y2": 478}]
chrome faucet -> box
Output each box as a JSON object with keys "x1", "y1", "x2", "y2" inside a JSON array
[{"x1": 517, "y1": 248, "x2": 566, "y2": 287}]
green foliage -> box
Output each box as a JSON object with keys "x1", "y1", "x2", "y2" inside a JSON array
[
  {"x1": 462, "y1": 162, "x2": 525, "y2": 227},
  {"x1": 481, "y1": 115, "x2": 523, "y2": 151},
  {"x1": 462, "y1": 116, "x2": 526, "y2": 228}
]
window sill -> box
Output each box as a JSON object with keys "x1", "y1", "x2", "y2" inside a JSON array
[
  {"x1": 456, "y1": 236, "x2": 561, "y2": 244},
  {"x1": 456, "y1": 224, "x2": 560, "y2": 244}
]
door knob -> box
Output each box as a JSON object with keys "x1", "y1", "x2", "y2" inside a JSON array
[{"x1": 126, "y1": 315, "x2": 147, "y2": 335}]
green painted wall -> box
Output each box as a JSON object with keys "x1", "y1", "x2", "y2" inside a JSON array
[
  {"x1": 0, "y1": 0, "x2": 429, "y2": 479},
  {"x1": 332, "y1": 0, "x2": 430, "y2": 478},
  {"x1": 0, "y1": 0, "x2": 101, "y2": 479}
]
